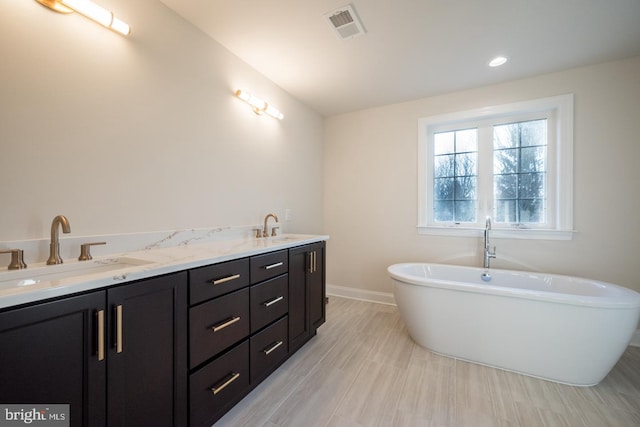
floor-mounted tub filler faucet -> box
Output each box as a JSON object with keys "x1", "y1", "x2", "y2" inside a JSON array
[
  {"x1": 482, "y1": 217, "x2": 496, "y2": 281},
  {"x1": 47, "y1": 214, "x2": 71, "y2": 265}
]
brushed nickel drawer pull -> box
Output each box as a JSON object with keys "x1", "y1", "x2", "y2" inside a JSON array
[
  {"x1": 263, "y1": 340, "x2": 283, "y2": 355},
  {"x1": 115, "y1": 305, "x2": 123, "y2": 354},
  {"x1": 212, "y1": 274, "x2": 241, "y2": 285},
  {"x1": 97, "y1": 310, "x2": 105, "y2": 361},
  {"x1": 263, "y1": 261, "x2": 283, "y2": 270},
  {"x1": 263, "y1": 296, "x2": 284, "y2": 307},
  {"x1": 211, "y1": 372, "x2": 240, "y2": 395},
  {"x1": 212, "y1": 316, "x2": 241, "y2": 332}
]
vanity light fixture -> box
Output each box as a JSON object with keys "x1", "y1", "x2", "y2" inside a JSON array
[
  {"x1": 36, "y1": 0, "x2": 131, "y2": 36},
  {"x1": 489, "y1": 56, "x2": 508, "y2": 67},
  {"x1": 235, "y1": 89, "x2": 284, "y2": 120}
]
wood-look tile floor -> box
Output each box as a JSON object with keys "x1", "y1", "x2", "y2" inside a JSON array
[{"x1": 215, "y1": 297, "x2": 640, "y2": 427}]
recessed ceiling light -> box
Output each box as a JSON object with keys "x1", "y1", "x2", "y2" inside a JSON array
[{"x1": 489, "y1": 56, "x2": 508, "y2": 67}]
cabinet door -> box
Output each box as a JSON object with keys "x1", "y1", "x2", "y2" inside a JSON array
[
  {"x1": 0, "y1": 291, "x2": 106, "y2": 427},
  {"x1": 309, "y1": 242, "x2": 326, "y2": 330},
  {"x1": 288, "y1": 245, "x2": 310, "y2": 352},
  {"x1": 106, "y1": 272, "x2": 187, "y2": 427},
  {"x1": 288, "y1": 242, "x2": 326, "y2": 353}
]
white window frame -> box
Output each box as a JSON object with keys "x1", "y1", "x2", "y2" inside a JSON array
[{"x1": 417, "y1": 94, "x2": 574, "y2": 240}]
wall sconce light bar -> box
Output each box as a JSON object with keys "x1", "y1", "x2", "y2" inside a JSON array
[
  {"x1": 36, "y1": 0, "x2": 131, "y2": 35},
  {"x1": 235, "y1": 89, "x2": 284, "y2": 120}
]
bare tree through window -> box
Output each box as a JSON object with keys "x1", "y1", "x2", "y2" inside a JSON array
[
  {"x1": 433, "y1": 128, "x2": 478, "y2": 223},
  {"x1": 493, "y1": 119, "x2": 547, "y2": 224}
]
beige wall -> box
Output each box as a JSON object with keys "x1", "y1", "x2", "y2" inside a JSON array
[
  {"x1": 324, "y1": 56, "x2": 640, "y2": 295},
  {"x1": 0, "y1": 0, "x2": 323, "y2": 242},
  {"x1": 3, "y1": 2, "x2": 639, "y2": 298}
]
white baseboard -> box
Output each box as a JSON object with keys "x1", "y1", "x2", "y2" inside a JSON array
[
  {"x1": 630, "y1": 328, "x2": 640, "y2": 347},
  {"x1": 326, "y1": 283, "x2": 396, "y2": 306}
]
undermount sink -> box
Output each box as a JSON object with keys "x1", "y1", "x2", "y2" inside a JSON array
[{"x1": 0, "y1": 257, "x2": 153, "y2": 289}]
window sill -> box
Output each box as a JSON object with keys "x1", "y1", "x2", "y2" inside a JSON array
[{"x1": 417, "y1": 225, "x2": 574, "y2": 240}]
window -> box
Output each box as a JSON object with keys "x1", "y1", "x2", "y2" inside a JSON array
[
  {"x1": 418, "y1": 94, "x2": 573, "y2": 239},
  {"x1": 433, "y1": 128, "x2": 478, "y2": 223},
  {"x1": 493, "y1": 119, "x2": 547, "y2": 224}
]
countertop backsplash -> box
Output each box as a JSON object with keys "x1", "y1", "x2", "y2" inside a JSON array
[
  {"x1": 0, "y1": 226, "x2": 328, "y2": 310},
  {"x1": 0, "y1": 225, "x2": 262, "y2": 266}
]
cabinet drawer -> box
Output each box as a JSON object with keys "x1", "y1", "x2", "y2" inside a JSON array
[
  {"x1": 189, "y1": 288, "x2": 250, "y2": 369},
  {"x1": 189, "y1": 258, "x2": 250, "y2": 305},
  {"x1": 250, "y1": 316, "x2": 288, "y2": 384},
  {"x1": 190, "y1": 341, "x2": 249, "y2": 427},
  {"x1": 250, "y1": 250, "x2": 288, "y2": 284},
  {"x1": 250, "y1": 274, "x2": 288, "y2": 332}
]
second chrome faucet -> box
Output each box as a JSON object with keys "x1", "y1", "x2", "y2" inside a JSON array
[{"x1": 483, "y1": 216, "x2": 497, "y2": 269}]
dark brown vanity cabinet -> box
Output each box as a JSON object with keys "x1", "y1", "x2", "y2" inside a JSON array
[
  {"x1": 188, "y1": 250, "x2": 293, "y2": 427},
  {"x1": 0, "y1": 272, "x2": 187, "y2": 427},
  {"x1": 0, "y1": 240, "x2": 325, "y2": 427},
  {"x1": 288, "y1": 241, "x2": 326, "y2": 353}
]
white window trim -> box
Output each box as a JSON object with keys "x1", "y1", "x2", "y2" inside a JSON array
[{"x1": 417, "y1": 94, "x2": 574, "y2": 240}]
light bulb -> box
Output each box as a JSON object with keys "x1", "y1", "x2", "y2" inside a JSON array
[{"x1": 489, "y1": 56, "x2": 508, "y2": 67}]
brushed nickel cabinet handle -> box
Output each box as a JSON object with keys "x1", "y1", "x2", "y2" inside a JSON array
[
  {"x1": 313, "y1": 251, "x2": 317, "y2": 273},
  {"x1": 212, "y1": 274, "x2": 241, "y2": 285},
  {"x1": 115, "y1": 305, "x2": 123, "y2": 354},
  {"x1": 211, "y1": 372, "x2": 240, "y2": 395},
  {"x1": 263, "y1": 262, "x2": 283, "y2": 270},
  {"x1": 263, "y1": 296, "x2": 284, "y2": 307},
  {"x1": 308, "y1": 251, "x2": 317, "y2": 273},
  {"x1": 263, "y1": 340, "x2": 283, "y2": 355},
  {"x1": 97, "y1": 310, "x2": 105, "y2": 361},
  {"x1": 212, "y1": 316, "x2": 241, "y2": 332}
]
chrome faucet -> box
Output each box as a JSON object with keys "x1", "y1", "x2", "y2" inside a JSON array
[
  {"x1": 47, "y1": 215, "x2": 71, "y2": 265},
  {"x1": 263, "y1": 213, "x2": 279, "y2": 238},
  {"x1": 483, "y1": 216, "x2": 496, "y2": 269}
]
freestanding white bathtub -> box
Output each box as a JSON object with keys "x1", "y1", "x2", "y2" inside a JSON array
[{"x1": 388, "y1": 263, "x2": 640, "y2": 386}]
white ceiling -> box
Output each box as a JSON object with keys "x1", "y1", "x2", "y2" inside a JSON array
[{"x1": 159, "y1": 0, "x2": 640, "y2": 117}]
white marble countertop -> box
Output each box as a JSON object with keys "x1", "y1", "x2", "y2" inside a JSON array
[{"x1": 0, "y1": 234, "x2": 328, "y2": 310}]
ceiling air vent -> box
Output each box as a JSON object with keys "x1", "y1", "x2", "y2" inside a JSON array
[{"x1": 324, "y1": 4, "x2": 365, "y2": 40}]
